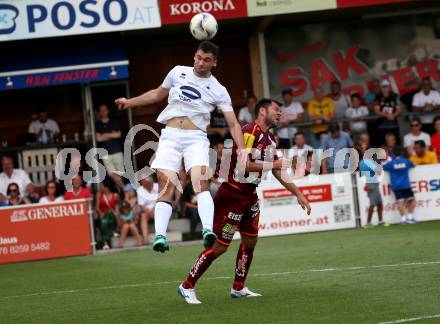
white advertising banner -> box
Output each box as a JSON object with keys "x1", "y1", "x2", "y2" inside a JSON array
[
  {"x1": 255, "y1": 173, "x2": 356, "y2": 237},
  {"x1": 0, "y1": 0, "x2": 161, "y2": 41},
  {"x1": 357, "y1": 164, "x2": 440, "y2": 226}
]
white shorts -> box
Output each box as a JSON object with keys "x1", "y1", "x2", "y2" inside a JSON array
[
  {"x1": 151, "y1": 126, "x2": 214, "y2": 173},
  {"x1": 102, "y1": 152, "x2": 125, "y2": 174}
]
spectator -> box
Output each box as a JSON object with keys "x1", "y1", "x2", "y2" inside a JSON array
[
  {"x1": 95, "y1": 178, "x2": 119, "y2": 249},
  {"x1": 383, "y1": 147, "x2": 416, "y2": 224},
  {"x1": 0, "y1": 156, "x2": 35, "y2": 202},
  {"x1": 308, "y1": 86, "x2": 336, "y2": 137},
  {"x1": 290, "y1": 131, "x2": 314, "y2": 176},
  {"x1": 64, "y1": 175, "x2": 92, "y2": 200},
  {"x1": 28, "y1": 108, "x2": 60, "y2": 143},
  {"x1": 95, "y1": 104, "x2": 125, "y2": 191},
  {"x1": 345, "y1": 93, "x2": 369, "y2": 142},
  {"x1": 208, "y1": 107, "x2": 230, "y2": 141},
  {"x1": 382, "y1": 132, "x2": 397, "y2": 163},
  {"x1": 321, "y1": 123, "x2": 353, "y2": 174},
  {"x1": 238, "y1": 95, "x2": 257, "y2": 125},
  {"x1": 403, "y1": 117, "x2": 431, "y2": 156},
  {"x1": 116, "y1": 200, "x2": 143, "y2": 248},
  {"x1": 5, "y1": 183, "x2": 31, "y2": 206},
  {"x1": 39, "y1": 180, "x2": 63, "y2": 203},
  {"x1": 123, "y1": 183, "x2": 137, "y2": 208},
  {"x1": 431, "y1": 116, "x2": 440, "y2": 159},
  {"x1": 364, "y1": 80, "x2": 381, "y2": 112},
  {"x1": 412, "y1": 77, "x2": 440, "y2": 134},
  {"x1": 330, "y1": 81, "x2": 351, "y2": 122},
  {"x1": 137, "y1": 176, "x2": 158, "y2": 244},
  {"x1": 277, "y1": 88, "x2": 304, "y2": 149},
  {"x1": 410, "y1": 140, "x2": 438, "y2": 165},
  {"x1": 374, "y1": 80, "x2": 401, "y2": 145}
]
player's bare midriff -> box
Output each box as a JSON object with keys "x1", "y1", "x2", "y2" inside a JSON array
[{"x1": 166, "y1": 116, "x2": 201, "y2": 130}]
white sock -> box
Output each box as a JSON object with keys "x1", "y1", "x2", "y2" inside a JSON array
[
  {"x1": 196, "y1": 191, "x2": 214, "y2": 231},
  {"x1": 154, "y1": 202, "x2": 173, "y2": 237},
  {"x1": 402, "y1": 215, "x2": 408, "y2": 222},
  {"x1": 408, "y1": 214, "x2": 414, "y2": 220}
]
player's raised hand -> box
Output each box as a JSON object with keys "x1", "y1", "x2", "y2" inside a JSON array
[
  {"x1": 115, "y1": 97, "x2": 130, "y2": 110},
  {"x1": 298, "y1": 195, "x2": 311, "y2": 215}
]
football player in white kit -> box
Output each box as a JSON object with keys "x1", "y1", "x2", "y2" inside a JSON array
[{"x1": 115, "y1": 41, "x2": 245, "y2": 252}]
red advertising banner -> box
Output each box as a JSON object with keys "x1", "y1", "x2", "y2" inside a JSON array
[
  {"x1": 263, "y1": 184, "x2": 332, "y2": 203},
  {"x1": 160, "y1": 0, "x2": 248, "y2": 25},
  {"x1": 337, "y1": 0, "x2": 412, "y2": 8},
  {"x1": 0, "y1": 200, "x2": 92, "y2": 264}
]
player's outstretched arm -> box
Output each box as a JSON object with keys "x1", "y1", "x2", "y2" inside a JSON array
[
  {"x1": 223, "y1": 111, "x2": 244, "y2": 150},
  {"x1": 115, "y1": 86, "x2": 170, "y2": 110},
  {"x1": 272, "y1": 169, "x2": 311, "y2": 215}
]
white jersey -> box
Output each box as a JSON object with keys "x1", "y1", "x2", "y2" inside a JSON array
[{"x1": 157, "y1": 66, "x2": 233, "y2": 131}]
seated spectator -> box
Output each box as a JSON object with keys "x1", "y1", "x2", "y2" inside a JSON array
[
  {"x1": 345, "y1": 93, "x2": 369, "y2": 142},
  {"x1": 290, "y1": 131, "x2": 314, "y2": 176},
  {"x1": 321, "y1": 123, "x2": 353, "y2": 174},
  {"x1": 277, "y1": 88, "x2": 304, "y2": 149},
  {"x1": 95, "y1": 104, "x2": 125, "y2": 191},
  {"x1": 95, "y1": 178, "x2": 119, "y2": 249},
  {"x1": 382, "y1": 132, "x2": 397, "y2": 163},
  {"x1": 403, "y1": 117, "x2": 431, "y2": 156},
  {"x1": 412, "y1": 77, "x2": 440, "y2": 134},
  {"x1": 410, "y1": 140, "x2": 438, "y2": 165},
  {"x1": 208, "y1": 107, "x2": 230, "y2": 141},
  {"x1": 330, "y1": 81, "x2": 351, "y2": 122},
  {"x1": 5, "y1": 183, "x2": 31, "y2": 206},
  {"x1": 431, "y1": 116, "x2": 440, "y2": 159},
  {"x1": 39, "y1": 180, "x2": 63, "y2": 204},
  {"x1": 64, "y1": 175, "x2": 92, "y2": 200},
  {"x1": 308, "y1": 86, "x2": 335, "y2": 137},
  {"x1": 137, "y1": 176, "x2": 158, "y2": 244},
  {"x1": 364, "y1": 80, "x2": 381, "y2": 112},
  {"x1": 123, "y1": 183, "x2": 137, "y2": 208},
  {"x1": 28, "y1": 108, "x2": 60, "y2": 143},
  {"x1": 238, "y1": 95, "x2": 257, "y2": 125},
  {"x1": 374, "y1": 80, "x2": 401, "y2": 145},
  {"x1": 0, "y1": 156, "x2": 35, "y2": 202},
  {"x1": 116, "y1": 200, "x2": 143, "y2": 248}
]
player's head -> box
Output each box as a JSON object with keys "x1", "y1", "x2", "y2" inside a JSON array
[
  {"x1": 255, "y1": 98, "x2": 281, "y2": 129},
  {"x1": 194, "y1": 41, "x2": 219, "y2": 76}
]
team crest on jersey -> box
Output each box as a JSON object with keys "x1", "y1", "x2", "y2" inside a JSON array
[{"x1": 179, "y1": 73, "x2": 186, "y2": 79}]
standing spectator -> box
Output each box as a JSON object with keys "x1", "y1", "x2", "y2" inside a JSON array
[
  {"x1": 308, "y1": 86, "x2": 336, "y2": 137},
  {"x1": 382, "y1": 132, "x2": 398, "y2": 163},
  {"x1": 374, "y1": 80, "x2": 402, "y2": 145},
  {"x1": 238, "y1": 95, "x2": 257, "y2": 125},
  {"x1": 0, "y1": 156, "x2": 35, "y2": 202},
  {"x1": 410, "y1": 140, "x2": 438, "y2": 165},
  {"x1": 28, "y1": 108, "x2": 60, "y2": 143},
  {"x1": 95, "y1": 178, "x2": 119, "y2": 249},
  {"x1": 412, "y1": 77, "x2": 440, "y2": 134},
  {"x1": 64, "y1": 175, "x2": 92, "y2": 200},
  {"x1": 345, "y1": 93, "x2": 369, "y2": 142},
  {"x1": 137, "y1": 176, "x2": 158, "y2": 244},
  {"x1": 365, "y1": 80, "x2": 381, "y2": 112},
  {"x1": 330, "y1": 81, "x2": 351, "y2": 122},
  {"x1": 403, "y1": 117, "x2": 431, "y2": 156},
  {"x1": 277, "y1": 88, "x2": 304, "y2": 149},
  {"x1": 116, "y1": 200, "x2": 143, "y2": 248},
  {"x1": 431, "y1": 116, "x2": 440, "y2": 159},
  {"x1": 383, "y1": 147, "x2": 416, "y2": 224},
  {"x1": 5, "y1": 183, "x2": 31, "y2": 206},
  {"x1": 39, "y1": 180, "x2": 63, "y2": 203},
  {"x1": 290, "y1": 131, "x2": 314, "y2": 176},
  {"x1": 321, "y1": 123, "x2": 353, "y2": 174},
  {"x1": 95, "y1": 104, "x2": 125, "y2": 191}
]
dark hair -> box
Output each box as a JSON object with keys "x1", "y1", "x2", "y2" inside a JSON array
[
  {"x1": 101, "y1": 177, "x2": 117, "y2": 193},
  {"x1": 281, "y1": 88, "x2": 292, "y2": 97},
  {"x1": 198, "y1": 41, "x2": 219, "y2": 58},
  {"x1": 350, "y1": 93, "x2": 361, "y2": 100},
  {"x1": 45, "y1": 180, "x2": 60, "y2": 197},
  {"x1": 392, "y1": 146, "x2": 403, "y2": 157},
  {"x1": 255, "y1": 98, "x2": 274, "y2": 116},
  {"x1": 414, "y1": 140, "x2": 426, "y2": 148},
  {"x1": 434, "y1": 116, "x2": 440, "y2": 124},
  {"x1": 328, "y1": 123, "x2": 340, "y2": 133},
  {"x1": 294, "y1": 131, "x2": 305, "y2": 137},
  {"x1": 421, "y1": 77, "x2": 431, "y2": 83},
  {"x1": 410, "y1": 116, "x2": 421, "y2": 124},
  {"x1": 7, "y1": 182, "x2": 19, "y2": 196},
  {"x1": 246, "y1": 94, "x2": 257, "y2": 101}
]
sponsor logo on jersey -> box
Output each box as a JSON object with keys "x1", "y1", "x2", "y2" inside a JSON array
[{"x1": 227, "y1": 212, "x2": 243, "y2": 221}]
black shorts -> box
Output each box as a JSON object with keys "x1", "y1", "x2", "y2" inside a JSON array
[{"x1": 394, "y1": 189, "x2": 414, "y2": 201}]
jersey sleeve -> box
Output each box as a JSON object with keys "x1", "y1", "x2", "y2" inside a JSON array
[
  {"x1": 216, "y1": 88, "x2": 233, "y2": 113},
  {"x1": 161, "y1": 66, "x2": 177, "y2": 89}
]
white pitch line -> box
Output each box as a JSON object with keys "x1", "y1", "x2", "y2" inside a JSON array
[
  {"x1": 2, "y1": 260, "x2": 440, "y2": 300},
  {"x1": 378, "y1": 313, "x2": 440, "y2": 324}
]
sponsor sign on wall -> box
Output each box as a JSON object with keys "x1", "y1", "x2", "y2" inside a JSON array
[
  {"x1": 247, "y1": 0, "x2": 337, "y2": 17},
  {"x1": 0, "y1": 0, "x2": 161, "y2": 42},
  {"x1": 160, "y1": 0, "x2": 247, "y2": 24},
  {"x1": 0, "y1": 200, "x2": 92, "y2": 264},
  {"x1": 255, "y1": 173, "x2": 356, "y2": 237},
  {"x1": 337, "y1": 0, "x2": 412, "y2": 8},
  {"x1": 357, "y1": 164, "x2": 440, "y2": 226}
]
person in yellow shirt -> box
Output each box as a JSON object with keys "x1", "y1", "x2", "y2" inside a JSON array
[
  {"x1": 410, "y1": 140, "x2": 439, "y2": 165},
  {"x1": 307, "y1": 86, "x2": 336, "y2": 135}
]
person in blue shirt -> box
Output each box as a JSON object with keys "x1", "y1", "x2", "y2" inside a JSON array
[
  {"x1": 383, "y1": 147, "x2": 416, "y2": 224},
  {"x1": 321, "y1": 123, "x2": 354, "y2": 173}
]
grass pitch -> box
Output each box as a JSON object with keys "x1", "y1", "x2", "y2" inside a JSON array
[{"x1": 1, "y1": 221, "x2": 440, "y2": 324}]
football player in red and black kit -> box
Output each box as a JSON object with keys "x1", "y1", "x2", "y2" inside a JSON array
[{"x1": 178, "y1": 98, "x2": 311, "y2": 304}]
